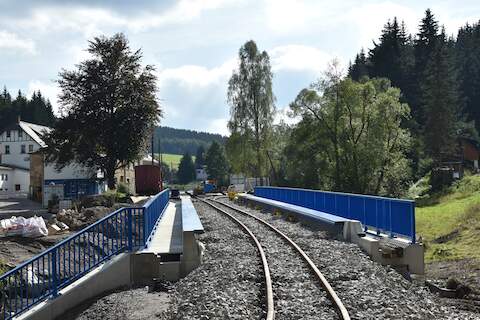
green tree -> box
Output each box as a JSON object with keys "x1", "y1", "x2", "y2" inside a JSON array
[
  {"x1": 43, "y1": 33, "x2": 161, "y2": 189},
  {"x1": 348, "y1": 48, "x2": 369, "y2": 81},
  {"x1": 205, "y1": 141, "x2": 228, "y2": 186},
  {"x1": 290, "y1": 64, "x2": 411, "y2": 195},
  {"x1": 195, "y1": 145, "x2": 205, "y2": 168},
  {"x1": 177, "y1": 153, "x2": 196, "y2": 184},
  {"x1": 413, "y1": 9, "x2": 439, "y2": 126},
  {"x1": 422, "y1": 29, "x2": 459, "y2": 162},
  {"x1": 227, "y1": 40, "x2": 275, "y2": 179},
  {"x1": 456, "y1": 21, "x2": 480, "y2": 132}
]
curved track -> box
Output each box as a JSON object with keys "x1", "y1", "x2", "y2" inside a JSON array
[
  {"x1": 197, "y1": 197, "x2": 275, "y2": 320},
  {"x1": 197, "y1": 195, "x2": 350, "y2": 320}
]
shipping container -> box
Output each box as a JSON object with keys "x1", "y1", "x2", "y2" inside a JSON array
[{"x1": 134, "y1": 165, "x2": 161, "y2": 195}]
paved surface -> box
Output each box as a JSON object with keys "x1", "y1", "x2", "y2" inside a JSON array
[
  {"x1": 142, "y1": 200, "x2": 182, "y2": 254},
  {"x1": 0, "y1": 198, "x2": 48, "y2": 218}
]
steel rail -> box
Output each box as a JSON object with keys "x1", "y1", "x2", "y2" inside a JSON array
[
  {"x1": 210, "y1": 197, "x2": 351, "y2": 320},
  {"x1": 196, "y1": 197, "x2": 275, "y2": 320}
]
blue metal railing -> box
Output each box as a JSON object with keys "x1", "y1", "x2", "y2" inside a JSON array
[
  {"x1": 254, "y1": 187, "x2": 416, "y2": 243},
  {"x1": 0, "y1": 188, "x2": 169, "y2": 319}
]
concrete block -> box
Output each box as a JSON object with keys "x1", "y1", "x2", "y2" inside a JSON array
[
  {"x1": 342, "y1": 220, "x2": 364, "y2": 242},
  {"x1": 180, "y1": 231, "x2": 204, "y2": 277},
  {"x1": 18, "y1": 253, "x2": 132, "y2": 320}
]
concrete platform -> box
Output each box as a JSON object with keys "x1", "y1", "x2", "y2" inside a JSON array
[{"x1": 143, "y1": 200, "x2": 183, "y2": 254}]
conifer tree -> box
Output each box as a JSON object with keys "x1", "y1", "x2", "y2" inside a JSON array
[
  {"x1": 348, "y1": 48, "x2": 369, "y2": 81},
  {"x1": 413, "y1": 9, "x2": 439, "y2": 126},
  {"x1": 422, "y1": 29, "x2": 459, "y2": 162}
]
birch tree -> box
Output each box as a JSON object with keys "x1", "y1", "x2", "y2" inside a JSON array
[{"x1": 227, "y1": 40, "x2": 275, "y2": 179}]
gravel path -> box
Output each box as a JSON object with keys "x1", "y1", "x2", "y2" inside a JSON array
[
  {"x1": 218, "y1": 197, "x2": 480, "y2": 320},
  {"x1": 209, "y1": 199, "x2": 339, "y2": 320},
  {"x1": 63, "y1": 286, "x2": 171, "y2": 320}
]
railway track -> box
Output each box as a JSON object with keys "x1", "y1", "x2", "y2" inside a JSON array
[{"x1": 197, "y1": 195, "x2": 350, "y2": 320}]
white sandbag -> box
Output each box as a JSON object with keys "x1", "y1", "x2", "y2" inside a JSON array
[
  {"x1": 22, "y1": 216, "x2": 48, "y2": 237},
  {"x1": 0, "y1": 216, "x2": 48, "y2": 238}
]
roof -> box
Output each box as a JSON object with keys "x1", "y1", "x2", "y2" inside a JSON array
[
  {"x1": 0, "y1": 120, "x2": 51, "y2": 148},
  {"x1": 18, "y1": 121, "x2": 51, "y2": 148}
]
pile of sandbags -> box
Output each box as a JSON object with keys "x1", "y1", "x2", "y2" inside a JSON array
[{"x1": 0, "y1": 216, "x2": 48, "y2": 238}]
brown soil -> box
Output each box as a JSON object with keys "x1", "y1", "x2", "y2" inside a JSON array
[{"x1": 426, "y1": 259, "x2": 480, "y2": 313}]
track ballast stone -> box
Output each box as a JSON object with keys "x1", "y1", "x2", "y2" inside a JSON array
[
  {"x1": 219, "y1": 197, "x2": 480, "y2": 320},
  {"x1": 158, "y1": 200, "x2": 265, "y2": 319},
  {"x1": 211, "y1": 199, "x2": 339, "y2": 320}
]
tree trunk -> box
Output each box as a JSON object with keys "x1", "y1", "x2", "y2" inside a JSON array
[{"x1": 106, "y1": 162, "x2": 117, "y2": 190}]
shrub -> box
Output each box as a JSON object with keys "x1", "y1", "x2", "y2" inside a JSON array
[{"x1": 117, "y1": 182, "x2": 130, "y2": 195}]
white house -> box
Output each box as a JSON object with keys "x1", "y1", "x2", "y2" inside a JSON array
[
  {"x1": 0, "y1": 120, "x2": 49, "y2": 196},
  {"x1": 0, "y1": 120, "x2": 105, "y2": 202},
  {"x1": 196, "y1": 165, "x2": 208, "y2": 181}
]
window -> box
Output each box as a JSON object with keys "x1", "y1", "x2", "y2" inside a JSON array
[
  {"x1": 1, "y1": 174, "x2": 8, "y2": 181},
  {"x1": 6, "y1": 131, "x2": 10, "y2": 138},
  {"x1": 18, "y1": 130, "x2": 23, "y2": 138},
  {"x1": 15, "y1": 184, "x2": 20, "y2": 191},
  {"x1": 5, "y1": 145, "x2": 9, "y2": 154},
  {"x1": 21, "y1": 145, "x2": 26, "y2": 154},
  {"x1": 120, "y1": 176, "x2": 124, "y2": 182},
  {"x1": 28, "y1": 145, "x2": 33, "y2": 152}
]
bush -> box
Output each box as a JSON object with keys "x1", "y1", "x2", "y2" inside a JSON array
[
  {"x1": 449, "y1": 173, "x2": 480, "y2": 197},
  {"x1": 117, "y1": 182, "x2": 130, "y2": 195}
]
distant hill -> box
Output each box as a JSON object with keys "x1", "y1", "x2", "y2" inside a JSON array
[{"x1": 153, "y1": 126, "x2": 226, "y2": 155}]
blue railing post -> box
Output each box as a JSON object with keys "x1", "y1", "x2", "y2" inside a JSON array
[
  {"x1": 410, "y1": 202, "x2": 416, "y2": 244},
  {"x1": 143, "y1": 207, "x2": 148, "y2": 246},
  {"x1": 127, "y1": 208, "x2": 133, "y2": 251},
  {"x1": 51, "y1": 249, "x2": 58, "y2": 298}
]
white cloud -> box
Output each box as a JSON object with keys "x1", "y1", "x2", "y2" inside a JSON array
[
  {"x1": 346, "y1": 2, "x2": 418, "y2": 49},
  {"x1": 157, "y1": 58, "x2": 236, "y2": 88},
  {"x1": 27, "y1": 80, "x2": 60, "y2": 115},
  {"x1": 9, "y1": 0, "x2": 242, "y2": 37},
  {"x1": 127, "y1": 0, "x2": 243, "y2": 32},
  {"x1": 0, "y1": 30, "x2": 36, "y2": 54},
  {"x1": 269, "y1": 45, "x2": 333, "y2": 74},
  {"x1": 209, "y1": 118, "x2": 229, "y2": 136}
]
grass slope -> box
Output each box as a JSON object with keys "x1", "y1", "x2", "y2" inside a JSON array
[
  {"x1": 156, "y1": 153, "x2": 196, "y2": 170},
  {"x1": 416, "y1": 174, "x2": 480, "y2": 262}
]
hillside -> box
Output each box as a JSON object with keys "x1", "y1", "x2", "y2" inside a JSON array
[
  {"x1": 158, "y1": 153, "x2": 195, "y2": 170},
  {"x1": 416, "y1": 174, "x2": 480, "y2": 262},
  {"x1": 153, "y1": 126, "x2": 226, "y2": 155}
]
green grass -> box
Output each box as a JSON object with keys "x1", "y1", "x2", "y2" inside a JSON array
[
  {"x1": 416, "y1": 174, "x2": 480, "y2": 262},
  {"x1": 156, "y1": 153, "x2": 196, "y2": 170}
]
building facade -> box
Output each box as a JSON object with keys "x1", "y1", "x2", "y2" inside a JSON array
[{"x1": 0, "y1": 121, "x2": 48, "y2": 196}]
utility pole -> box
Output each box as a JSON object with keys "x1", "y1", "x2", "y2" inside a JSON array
[
  {"x1": 151, "y1": 131, "x2": 154, "y2": 166},
  {"x1": 158, "y1": 136, "x2": 163, "y2": 191}
]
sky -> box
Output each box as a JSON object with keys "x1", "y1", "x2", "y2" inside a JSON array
[{"x1": 0, "y1": 0, "x2": 479, "y2": 135}]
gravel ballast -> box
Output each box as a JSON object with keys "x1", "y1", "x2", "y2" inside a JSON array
[
  {"x1": 157, "y1": 200, "x2": 265, "y2": 319},
  {"x1": 217, "y1": 197, "x2": 480, "y2": 320},
  {"x1": 63, "y1": 195, "x2": 479, "y2": 319},
  {"x1": 207, "y1": 199, "x2": 339, "y2": 320}
]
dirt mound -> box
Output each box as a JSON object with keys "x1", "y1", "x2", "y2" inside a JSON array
[{"x1": 57, "y1": 207, "x2": 112, "y2": 230}]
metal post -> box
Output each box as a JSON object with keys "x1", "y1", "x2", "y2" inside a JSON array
[
  {"x1": 389, "y1": 201, "x2": 393, "y2": 238},
  {"x1": 143, "y1": 208, "x2": 148, "y2": 246},
  {"x1": 410, "y1": 202, "x2": 416, "y2": 244},
  {"x1": 127, "y1": 208, "x2": 133, "y2": 251},
  {"x1": 51, "y1": 249, "x2": 58, "y2": 298}
]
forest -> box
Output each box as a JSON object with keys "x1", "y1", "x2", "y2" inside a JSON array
[
  {"x1": 153, "y1": 126, "x2": 225, "y2": 155},
  {"x1": 0, "y1": 87, "x2": 56, "y2": 130},
  {"x1": 225, "y1": 9, "x2": 480, "y2": 196}
]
